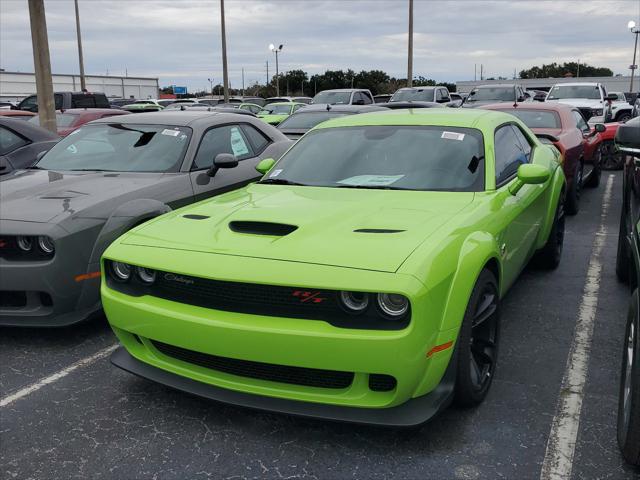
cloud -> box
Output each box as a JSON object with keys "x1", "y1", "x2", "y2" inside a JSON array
[{"x1": 1, "y1": 0, "x2": 638, "y2": 93}]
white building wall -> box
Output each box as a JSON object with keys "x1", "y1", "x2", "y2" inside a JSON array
[{"x1": 0, "y1": 71, "x2": 159, "y2": 102}]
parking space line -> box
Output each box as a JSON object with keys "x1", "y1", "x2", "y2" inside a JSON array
[
  {"x1": 540, "y1": 174, "x2": 615, "y2": 480},
  {"x1": 0, "y1": 343, "x2": 118, "y2": 408}
]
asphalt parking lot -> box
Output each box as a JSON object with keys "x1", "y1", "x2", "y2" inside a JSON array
[{"x1": 1, "y1": 171, "x2": 639, "y2": 480}]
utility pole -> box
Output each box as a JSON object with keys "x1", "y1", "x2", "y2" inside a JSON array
[
  {"x1": 242, "y1": 67, "x2": 245, "y2": 96},
  {"x1": 28, "y1": 0, "x2": 56, "y2": 133},
  {"x1": 474, "y1": 63, "x2": 477, "y2": 81},
  {"x1": 73, "y1": 0, "x2": 86, "y2": 91},
  {"x1": 219, "y1": 0, "x2": 229, "y2": 102},
  {"x1": 576, "y1": 59, "x2": 580, "y2": 78},
  {"x1": 407, "y1": 0, "x2": 413, "y2": 87},
  {"x1": 480, "y1": 64, "x2": 484, "y2": 81},
  {"x1": 266, "y1": 61, "x2": 269, "y2": 86}
]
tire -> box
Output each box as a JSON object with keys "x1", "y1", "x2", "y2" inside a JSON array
[
  {"x1": 583, "y1": 155, "x2": 601, "y2": 189},
  {"x1": 617, "y1": 289, "x2": 640, "y2": 466},
  {"x1": 534, "y1": 191, "x2": 566, "y2": 269},
  {"x1": 601, "y1": 140, "x2": 625, "y2": 170},
  {"x1": 454, "y1": 269, "x2": 500, "y2": 407},
  {"x1": 617, "y1": 208, "x2": 631, "y2": 284},
  {"x1": 565, "y1": 162, "x2": 582, "y2": 215},
  {"x1": 617, "y1": 113, "x2": 632, "y2": 123}
]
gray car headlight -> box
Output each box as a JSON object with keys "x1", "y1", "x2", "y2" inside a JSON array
[
  {"x1": 37, "y1": 236, "x2": 55, "y2": 254},
  {"x1": 16, "y1": 236, "x2": 33, "y2": 252}
]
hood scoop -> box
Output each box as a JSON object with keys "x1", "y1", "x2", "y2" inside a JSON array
[
  {"x1": 229, "y1": 221, "x2": 298, "y2": 237},
  {"x1": 354, "y1": 228, "x2": 406, "y2": 234}
]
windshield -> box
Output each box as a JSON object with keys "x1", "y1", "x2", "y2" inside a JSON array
[
  {"x1": 503, "y1": 109, "x2": 561, "y2": 129},
  {"x1": 262, "y1": 125, "x2": 484, "y2": 191},
  {"x1": 36, "y1": 124, "x2": 192, "y2": 172},
  {"x1": 277, "y1": 111, "x2": 350, "y2": 130},
  {"x1": 547, "y1": 85, "x2": 601, "y2": 100},
  {"x1": 390, "y1": 88, "x2": 434, "y2": 102},
  {"x1": 311, "y1": 91, "x2": 352, "y2": 105},
  {"x1": 29, "y1": 113, "x2": 79, "y2": 128},
  {"x1": 260, "y1": 104, "x2": 292, "y2": 115},
  {"x1": 467, "y1": 87, "x2": 514, "y2": 102}
]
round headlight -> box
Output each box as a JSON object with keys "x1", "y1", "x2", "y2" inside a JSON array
[
  {"x1": 111, "y1": 262, "x2": 132, "y2": 282},
  {"x1": 377, "y1": 293, "x2": 409, "y2": 317},
  {"x1": 339, "y1": 291, "x2": 369, "y2": 313},
  {"x1": 37, "y1": 236, "x2": 55, "y2": 254},
  {"x1": 136, "y1": 267, "x2": 156, "y2": 285},
  {"x1": 16, "y1": 236, "x2": 33, "y2": 252}
]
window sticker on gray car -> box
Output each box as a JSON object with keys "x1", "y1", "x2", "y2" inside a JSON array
[
  {"x1": 161, "y1": 129, "x2": 180, "y2": 137},
  {"x1": 230, "y1": 127, "x2": 249, "y2": 157}
]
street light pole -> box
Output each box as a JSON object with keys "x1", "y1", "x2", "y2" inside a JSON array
[
  {"x1": 73, "y1": 0, "x2": 86, "y2": 91},
  {"x1": 629, "y1": 21, "x2": 640, "y2": 92},
  {"x1": 219, "y1": 0, "x2": 229, "y2": 102},
  {"x1": 207, "y1": 77, "x2": 214, "y2": 96},
  {"x1": 269, "y1": 44, "x2": 283, "y2": 96},
  {"x1": 407, "y1": 0, "x2": 413, "y2": 87}
]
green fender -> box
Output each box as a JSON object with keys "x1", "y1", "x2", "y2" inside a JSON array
[{"x1": 534, "y1": 166, "x2": 566, "y2": 250}]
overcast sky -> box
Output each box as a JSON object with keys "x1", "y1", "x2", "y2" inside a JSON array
[{"x1": 1, "y1": 0, "x2": 639, "y2": 92}]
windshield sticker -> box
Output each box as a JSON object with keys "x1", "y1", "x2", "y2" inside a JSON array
[
  {"x1": 269, "y1": 169, "x2": 283, "y2": 177},
  {"x1": 161, "y1": 129, "x2": 180, "y2": 137},
  {"x1": 66, "y1": 145, "x2": 78, "y2": 154},
  {"x1": 441, "y1": 131, "x2": 465, "y2": 141},
  {"x1": 230, "y1": 127, "x2": 250, "y2": 156},
  {"x1": 337, "y1": 175, "x2": 404, "y2": 186}
]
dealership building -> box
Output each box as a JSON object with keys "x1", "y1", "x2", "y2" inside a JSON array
[
  {"x1": 0, "y1": 71, "x2": 159, "y2": 102},
  {"x1": 456, "y1": 75, "x2": 636, "y2": 93}
]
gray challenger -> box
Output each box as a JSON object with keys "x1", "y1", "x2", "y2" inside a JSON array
[{"x1": 0, "y1": 111, "x2": 292, "y2": 326}]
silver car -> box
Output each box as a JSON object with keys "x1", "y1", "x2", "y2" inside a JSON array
[{"x1": 0, "y1": 111, "x2": 292, "y2": 326}]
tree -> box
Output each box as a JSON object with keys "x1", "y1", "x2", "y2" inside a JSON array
[{"x1": 519, "y1": 62, "x2": 613, "y2": 79}]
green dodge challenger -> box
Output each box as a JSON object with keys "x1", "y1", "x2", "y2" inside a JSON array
[{"x1": 103, "y1": 109, "x2": 566, "y2": 426}]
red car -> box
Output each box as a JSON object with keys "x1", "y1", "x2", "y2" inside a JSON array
[
  {"x1": 0, "y1": 110, "x2": 36, "y2": 120},
  {"x1": 29, "y1": 108, "x2": 129, "y2": 136},
  {"x1": 594, "y1": 122, "x2": 624, "y2": 170},
  {"x1": 483, "y1": 102, "x2": 603, "y2": 215}
]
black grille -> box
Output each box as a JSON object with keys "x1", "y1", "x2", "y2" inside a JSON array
[
  {"x1": 106, "y1": 266, "x2": 410, "y2": 330},
  {"x1": 0, "y1": 291, "x2": 27, "y2": 308},
  {"x1": 369, "y1": 374, "x2": 397, "y2": 392},
  {"x1": 151, "y1": 340, "x2": 354, "y2": 389}
]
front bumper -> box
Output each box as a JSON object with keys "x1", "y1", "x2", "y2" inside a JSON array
[
  {"x1": 102, "y1": 246, "x2": 459, "y2": 418},
  {"x1": 0, "y1": 220, "x2": 101, "y2": 327},
  {"x1": 111, "y1": 346, "x2": 455, "y2": 427}
]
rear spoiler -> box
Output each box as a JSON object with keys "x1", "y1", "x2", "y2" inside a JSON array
[{"x1": 535, "y1": 133, "x2": 559, "y2": 144}]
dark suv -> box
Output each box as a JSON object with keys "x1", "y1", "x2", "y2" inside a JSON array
[{"x1": 17, "y1": 91, "x2": 111, "y2": 112}]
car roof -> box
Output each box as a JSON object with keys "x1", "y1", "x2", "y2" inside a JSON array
[
  {"x1": 481, "y1": 102, "x2": 576, "y2": 113},
  {"x1": 59, "y1": 108, "x2": 127, "y2": 114},
  {"x1": 0, "y1": 117, "x2": 60, "y2": 140},
  {"x1": 316, "y1": 89, "x2": 366, "y2": 93},
  {"x1": 313, "y1": 108, "x2": 510, "y2": 130},
  {"x1": 264, "y1": 102, "x2": 303, "y2": 106},
  {"x1": 90, "y1": 111, "x2": 258, "y2": 127},
  {"x1": 292, "y1": 104, "x2": 386, "y2": 113},
  {"x1": 552, "y1": 82, "x2": 599, "y2": 87},
  {"x1": 474, "y1": 84, "x2": 516, "y2": 89}
]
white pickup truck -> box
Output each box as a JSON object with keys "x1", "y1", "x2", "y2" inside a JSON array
[{"x1": 545, "y1": 82, "x2": 614, "y2": 124}]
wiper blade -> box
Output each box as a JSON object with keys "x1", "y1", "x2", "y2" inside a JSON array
[
  {"x1": 258, "y1": 178, "x2": 308, "y2": 186},
  {"x1": 335, "y1": 184, "x2": 405, "y2": 190},
  {"x1": 69, "y1": 168, "x2": 115, "y2": 172}
]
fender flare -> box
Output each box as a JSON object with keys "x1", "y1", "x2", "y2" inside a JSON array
[
  {"x1": 89, "y1": 199, "x2": 171, "y2": 264},
  {"x1": 535, "y1": 166, "x2": 566, "y2": 250}
]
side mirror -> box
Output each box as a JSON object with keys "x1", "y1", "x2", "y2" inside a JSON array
[
  {"x1": 0, "y1": 156, "x2": 9, "y2": 174},
  {"x1": 593, "y1": 123, "x2": 606, "y2": 133},
  {"x1": 206, "y1": 153, "x2": 238, "y2": 177},
  {"x1": 256, "y1": 157, "x2": 275, "y2": 175},
  {"x1": 509, "y1": 164, "x2": 550, "y2": 195}
]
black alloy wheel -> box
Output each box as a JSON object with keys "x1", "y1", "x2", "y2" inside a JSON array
[
  {"x1": 454, "y1": 269, "x2": 500, "y2": 406},
  {"x1": 601, "y1": 140, "x2": 625, "y2": 170}
]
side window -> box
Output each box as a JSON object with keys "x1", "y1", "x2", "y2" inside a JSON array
[
  {"x1": 0, "y1": 126, "x2": 29, "y2": 155},
  {"x1": 435, "y1": 89, "x2": 444, "y2": 101},
  {"x1": 72, "y1": 95, "x2": 97, "y2": 108},
  {"x1": 511, "y1": 125, "x2": 532, "y2": 163},
  {"x1": 572, "y1": 110, "x2": 589, "y2": 132},
  {"x1": 293, "y1": 104, "x2": 304, "y2": 112},
  {"x1": 361, "y1": 92, "x2": 372, "y2": 104},
  {"x1": 54, "y1": 94, "x2": 63, "y2": 110},
  {"x1": 192, "y1": 125, "x2": 255, "y2": 170},
  {"x1": 494, "y1": 124, "x2": 528, "y2": 185},
  {"x1": 240, "y1": 124, "x2": 270, "y2": 154},
  {"x1": 19, "y1": 95, "x2": 38, "y2": 111}
]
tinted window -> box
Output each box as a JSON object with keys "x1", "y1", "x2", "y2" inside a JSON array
[
  {"x1": 391, "y1": 88, "x2": 435, "y2": 102},
  {"x1": 264, "y1": 126, "x2": 485, "y2": 192},
  {"x1": 511, "y1": 125, "x2": 532, "y2": 162},
  {"x1": 311, "y1": 91, "x2": 352, "y2": 105},
  {"x1": 240, "y1": 124, "x2": 270, "y2": 153},
  {"x1": 0, "y1": 126, "x2": 29, "y2": 155},
  {"x1": 37, "y1": 124, "x2": 191, "y2": 172},
  {"x1": 547, "y1": 85, "x2": 601, "y2": 100},
  {"x1": 72, "y1": 95, "x2": 96, "y2": 108},
  {"x1": 467, "y1": 87, "x2": 515, "y2": 102},
  {"x1": 494, "y1": 124, "x2": 529, "y2": 185},
  {"x1": 360, "y1": 92, "x2": 372, "y2": 104},
  {"x1": 193, "y1": 125, "x2": 254, "y2": 170},
  {"x1": 261, "y1": 104, "x2": 292, "y2": 115},
  {"x1": 572, "y1": 110, "x2": 589, "y2": 131},
  {"x1": 505, "y1": 109, "x2": 561, "y2": 129},
  {"x1": 277, "y1": 111, "x2": 350, "y2": 130}
]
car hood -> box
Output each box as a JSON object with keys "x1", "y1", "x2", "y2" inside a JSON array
[
  {"x1": 0, "y1": 169, "x2": 172, "y2": 224},
  {"x1": 123, "y1": 184, "x2": 475, "y2": 272},
  {"x1": 462, "y1": 100, "x2": 509, "y2": 108}
]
